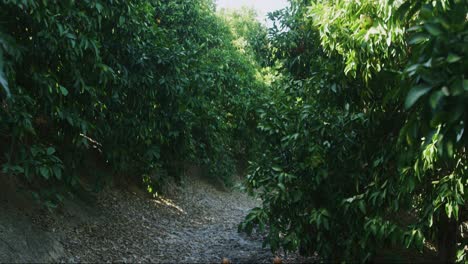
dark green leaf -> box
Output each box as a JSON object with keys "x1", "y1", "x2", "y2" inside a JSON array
[
  {"x1": 405, "y1": 85, "x2": 432, "y2": 109},
  {"x1": 53, "y1": 166, "x2": 62, "y2": 180},
  {"x1": 408, "y1": 33, "x2": 429, "y2": 45},
  {"x1": 424, "y1": 23, "x2": 443, "y2": 36},
  {"x1": 39, "y1": 167, "x2": 50, "y2": 179}
]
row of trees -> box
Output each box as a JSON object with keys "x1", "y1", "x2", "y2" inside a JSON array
[
  {"x1": 241, "y1": 0, "x2": 466, "y2": 262},
  {"x1": 0, "y1": 0, "x2": 265, "y2": 204}
]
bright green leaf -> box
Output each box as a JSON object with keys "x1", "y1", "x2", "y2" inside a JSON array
[
  {"x1": 447, "y1": 53, "x2": 461, "y2": 63},
  {"x1": 47, "y1": 147, "x2": 55, "y2": 155},
  {"x1": 60, "y1": 86, "x2": 69, "y2": 96}
]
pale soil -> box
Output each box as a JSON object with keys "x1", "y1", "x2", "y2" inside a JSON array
[{"x1": 0, "y1": 175, "x2": 316, "y2": 263}]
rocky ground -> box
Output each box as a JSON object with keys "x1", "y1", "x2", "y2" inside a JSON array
[{"x1": 0, "y1": 175, "x2": 316, "y2": 263}]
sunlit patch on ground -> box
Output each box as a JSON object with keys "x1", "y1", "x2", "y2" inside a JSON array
[{"x1": 152, "y1": 194, "x2": 186, "y2": 215}]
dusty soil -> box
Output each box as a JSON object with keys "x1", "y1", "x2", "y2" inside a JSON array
[{"x1": 0, "y1": 175, "x2": 316, "y2": 263}]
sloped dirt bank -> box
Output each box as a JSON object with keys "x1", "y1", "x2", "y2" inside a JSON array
[
  {"x1": 0, "y1": 206, "x2": 64, "y2": 263},
  {"x1": 0, "y1": 176, "x2": 64, "y2": 263},
  {"x1": 0, "y1": 175, "x2": 315, "y2": 263}
]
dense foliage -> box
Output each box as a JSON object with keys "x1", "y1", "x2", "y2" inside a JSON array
[
  {"x1": 241, "y1": 0, "x2": 467, "y2": 262},
  {"x1": 0, "y1": 0, "x2": 465, "y2": 262},
  {"x1": 0, "y1": 0, "x2": 264, "y2": 202}
]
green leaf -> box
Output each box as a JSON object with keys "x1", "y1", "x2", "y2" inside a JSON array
[
  {"x1": 31, "y1": 146, "x2": 42, "y2": 157},
  {"x1": 370, "y1": 224, "x2": 377, "y2": 235},
  {"x1": 0, "y1": 53, "x2": 11, "y2": 98},
  {"x1": 429, "y1": 90, "x2": 444, "y2": 109},
  {"x1": 272, "y1": 166, "x2": 283, "y2": 172},
  {"x1": 445, "y1": 204, "x2": 452, "y2": 218},
  {"x1": 450, "y1": 78, "x2": 464, "y2": 96},
  {"x1": 60, "y1": 86, "x2": 69, "y2": 96},
  {"x1": 394, "y1": 1, "x2": 412, "y2": 20},
  {"x1": 358, "y1": 200, "x2": 366, "y2": 214},
  {"x1": 447, "y1": 53, "x2": 461, "y2": 63},
  {"x1": 323, "y1": 217, "x2": 330, "y2": 230},
  {"x1": 119, "y1": 16, "x2": 125, "y2": 26},
  {"x1": 453, "y1": 204, "x2": 459, "y2": 220},
  {"x1": 424, "y1": 23, "x2": 443, "y2": 36},
  {"x1": 405, "y1": 85, "x2": 432, "y2": 109},
  {"x1": 47, "y1": 147, "x2": 55, "y2": 155},
  {"x1": 408, "y1": 33, "x2": 429, "y2": 45},
  {"x1": 456, "y1": 249, "x2": 466, "y2": 262},
  {"x1": 39, "y1": 167, "x2": 50, "y2": 179},
  {"x1": 415, "y1": 230, "x2": 424, "y2": 251},
  {"x1": 278, "y1": 183, "x2": 286, "y2": 192},
  {"x1": 95, "y1": 3, "x2": 103, "y2": 13},
  {"x1": 420, "y1": 4, "x2": 433, "y2": 19},
  {"x1": 53, "y1": 166, "x2": 62, "y2": 180}
]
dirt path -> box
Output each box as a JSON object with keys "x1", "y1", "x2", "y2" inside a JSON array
[{"x1": 48, "y1": 177, "x2": 315, "y2": 263}]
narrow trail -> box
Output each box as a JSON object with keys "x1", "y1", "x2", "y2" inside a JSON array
[{"x1": 43, "y1": 176, "x2": 316, "y2": 263}]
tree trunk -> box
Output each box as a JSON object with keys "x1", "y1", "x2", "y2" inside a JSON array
[{"x1": 437, "y1": 211, "x2": 458, "y2": 263}]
